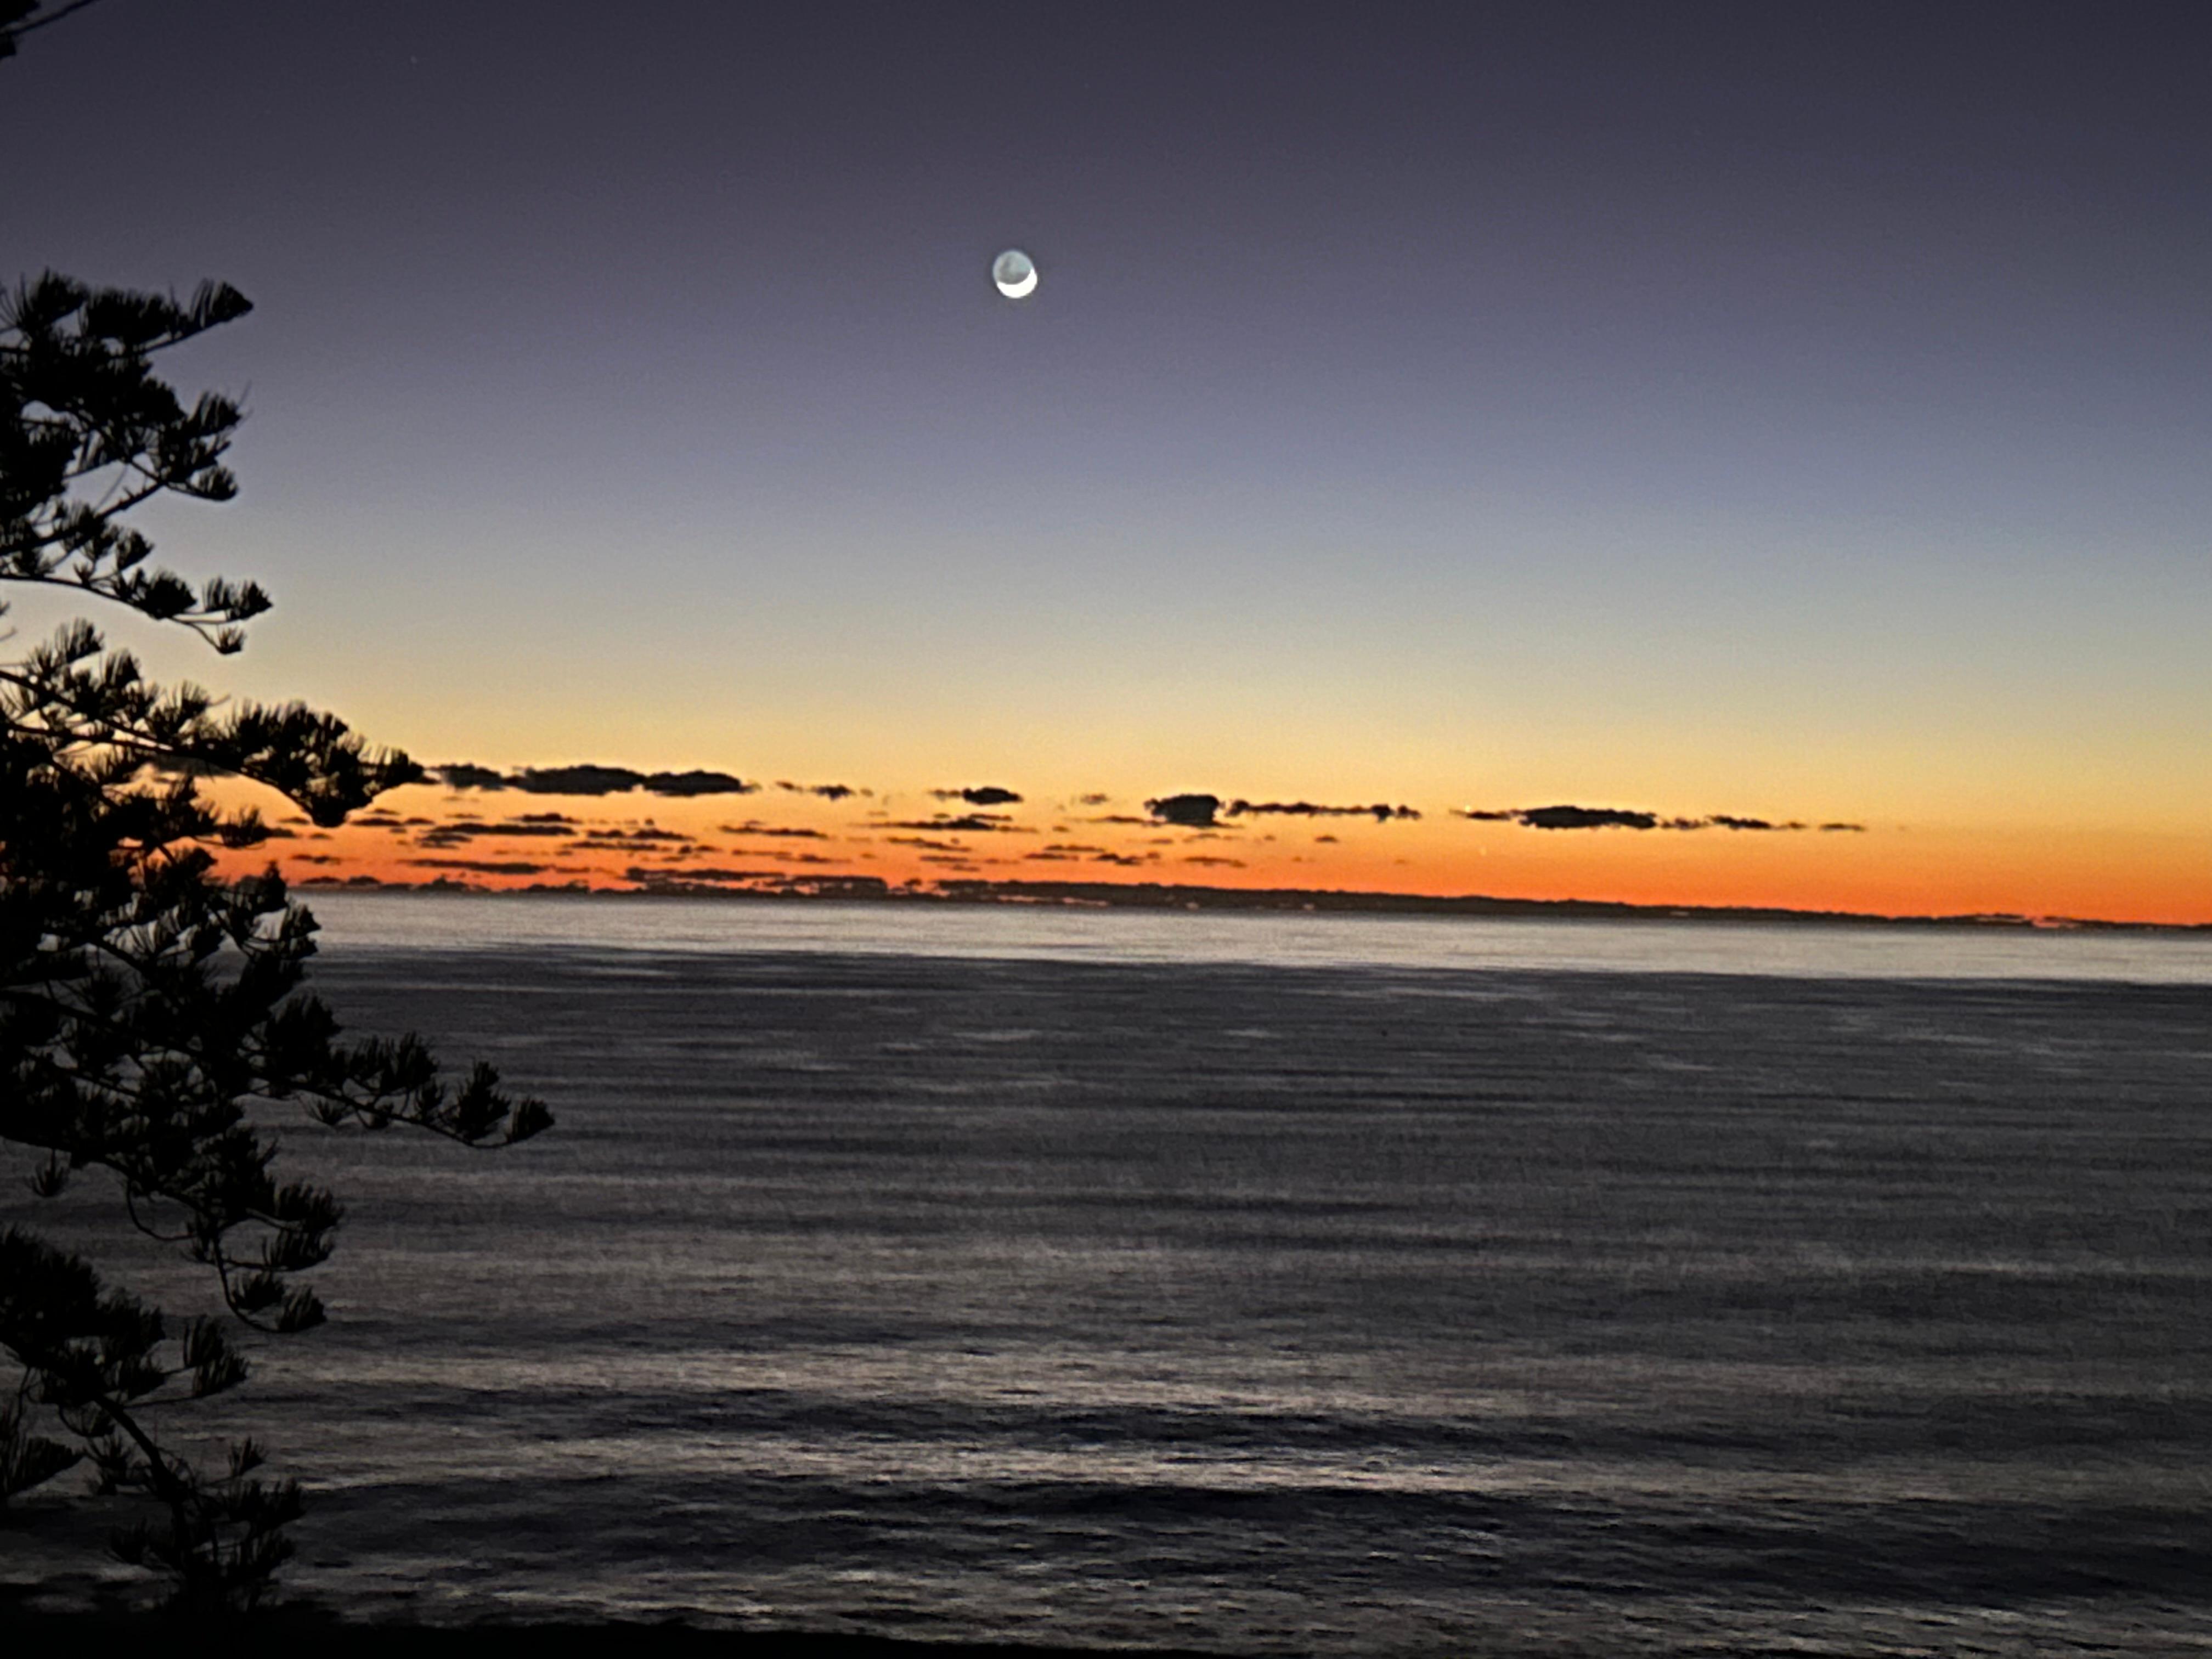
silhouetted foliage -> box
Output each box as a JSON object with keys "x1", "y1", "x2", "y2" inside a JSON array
[
  {"x1": 0, "y1": 2, "x2": 93, "y2": 55},
  {"x1": 1, "y1": 269, "x2": 551, "y2": 1611}
]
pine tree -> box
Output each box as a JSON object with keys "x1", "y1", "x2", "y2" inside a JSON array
[
  {"x1": 0, "y1": 271, "x2": 552, "y2": 1610},
  {"x1": 1, "y1": 1, "x2": 105, "y2": 61}
]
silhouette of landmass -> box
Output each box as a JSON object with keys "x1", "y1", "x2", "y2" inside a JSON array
[{"x1": 294, "y1": 873, "x2": 2210, "y2": 933}]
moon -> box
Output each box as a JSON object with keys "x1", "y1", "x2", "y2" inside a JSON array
[{"x1": 992, "y1": 248, "x2": 1037, "y2": 299}]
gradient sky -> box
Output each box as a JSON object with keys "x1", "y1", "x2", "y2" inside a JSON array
[{"x1": 6, "y1": 2, "x2": 2210, "y2": 919}]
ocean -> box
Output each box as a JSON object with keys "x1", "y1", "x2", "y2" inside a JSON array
[{"x1": 8, "y1": 894, "x2": 2210, "y2": 1654}]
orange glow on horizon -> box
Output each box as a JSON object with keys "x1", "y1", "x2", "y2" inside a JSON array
[{"x1": 194, "y1": 774, "x2": 2212, "y2": 929}]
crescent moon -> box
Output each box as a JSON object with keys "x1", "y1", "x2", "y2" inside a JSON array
[{"x1": 995, "y1": 266, "x2": 1038, "y2": 299}]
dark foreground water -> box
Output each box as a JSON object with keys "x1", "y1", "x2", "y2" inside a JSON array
[{"x1": 7, "y1": 909, "x2": 2211, "y2": 1654}]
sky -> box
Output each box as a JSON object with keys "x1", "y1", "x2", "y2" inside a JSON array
[{"x1": 5, "y1": 1, "x2": 2210, "y2": 921}]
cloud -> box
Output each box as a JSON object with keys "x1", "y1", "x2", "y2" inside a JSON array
[
  {"x1": 432, "y1": 763, "x2": 756, "y2": 797},
  {"x1": 1520, "y1": 805, "x2": 1658, "y2": 830},
  {"x1": 777, "y1": 781, "x2": 866, "y2": 799},
  {"x1": 1076, "y1": 792, "x2": 1111, "y2": 806},
  {"x1": 621, "y1": 865, "x2": 773, "y2": 884},
  {"x1": 1707, "y1": 814, "x2": 1813, "y2": 832},
  {"x1": 1457, "y1": 804, "x2": 1862, "y2": 833},
  {"x1": 405, "y1": 857, "x2": 552, "y2": 876},
  {"x1": 1183, "y1": 855, "x2": 1246, "y2": 868},
  {"x1": 511, "y1": 765, "x2": 657, "y2": 795},
  {"x1": 414, "y1": 819, "x2": 582, "y2": 847},
  {"x1": 720, "y1": 821, "x2": 831, "y2": 839},
  {"x1": 1820, "y1": 821, "x2": 1867, "y2": 833},
  {"x1": 434, "y1": 763, "x2": 509, "y2": 791},
  {"x1": 1459, "y1": 805, "x2": 1663, "y2": 830},
  {"x1": 879, "y1": 814, "x2": 1029, "y2": 833},
  {"x1": 1144, "y1": 793, "x2": 1419, "y2": 827},
  {"x1": 1025, "y1": 842, "x2": 1131, "y2": 863},
  {"x1": 581, "y1": 826, "x2": 692, "y2": 844},
  {"x1": 885, "y1": 836, "x2": 968, "y2": 853},
  {"x1": 1229, "y1": 799, "x2": 1420, "y2": 822},
  {"x1": 1144, "y1": 793, "x2": 1224, "y2": 827},
  {"x1": 641, "y1": 769, "x2": 758, "y2": 798},
  {"x1": 931, "y1": 785, "x2": 1023, "y2": 806}
]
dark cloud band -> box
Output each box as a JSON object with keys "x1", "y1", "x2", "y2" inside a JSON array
[
  {"x1": 1144, "y1": 793, "x2": 1420, "y2": 828},
  {"x1": 1457, "y1": 804, "x2": 1866, "y2": 833},
  {"x1": 879, "y1": 814, "x2": 1027, "y2": 833},
  {"x1": 434, "y1": 763, "x2": 758, "y2": 798},
  {"x1": 930, "y1": 785, "x2": 1022, "y2": 806},
  {"x1": 404, "y1": 857, "x2": 552, "y2": 876}
]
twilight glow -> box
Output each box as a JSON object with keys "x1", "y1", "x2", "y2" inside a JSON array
[{"x1": 5, "y1": 5, "x2": 2207, "y2": 923}]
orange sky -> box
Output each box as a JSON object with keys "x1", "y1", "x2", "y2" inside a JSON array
[{"x1": 205, "y1": 772, "x2": 2212, "y2": 927}]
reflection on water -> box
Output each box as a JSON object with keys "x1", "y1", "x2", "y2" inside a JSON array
[{"x1": 7, "y1": 924, "x2": 2209, "y2": 1653}]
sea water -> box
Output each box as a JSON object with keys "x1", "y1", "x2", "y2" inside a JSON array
[{"x1": 6, "y1": 895, "x2": 2209, "y2": 1655}]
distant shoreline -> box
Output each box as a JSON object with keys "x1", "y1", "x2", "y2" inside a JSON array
[{"x1": 295, "y1": 876, "x2": 2212, "y2": 935}]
